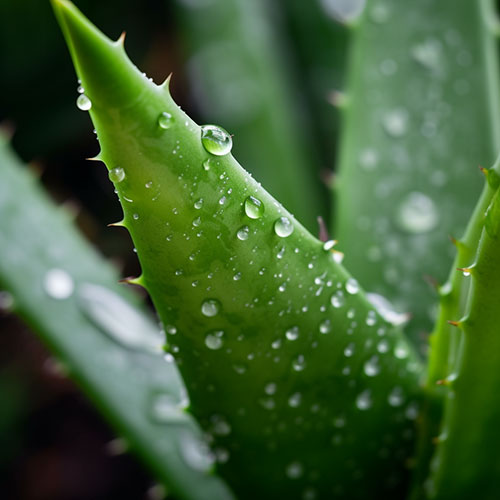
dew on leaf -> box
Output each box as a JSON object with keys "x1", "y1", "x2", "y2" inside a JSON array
[
  {"x1": 274, "y1": 217, "x2": 294, "y2": 238},
  {"x1": 331, "y1": 290, "x2": 345, "y2": 308},
  {"x1": 244, "y1": 196, "x2": 265, "y2": 219},
  {"x1": 286, "y1": 461, "x2": 304, "y2": 479},
  {"x1": 382, "y1": 108, "x2": 408, "y2": 137},
  {"x1": 286, "y1": 326, "x2": 300, "y2": 341},
  {"x1": 345, "y1": 278, "x2": 360, "y2": 295},
  {"x1": 76, "y1": 94, "x2": 92, "y2": 111},
  {"x1": 158, "y1": 111, "x2": 174, "y2": 129},
  {"x1": 77, "y1": 283, "x2": 163, "y2": 353},
  {"x1": 44, "y1": 269, "x2": 74, "y2": 300},
  {"x1": 178, "y1": 432, "x2": 214, "y2": 472},
  {"x1": 363, "y1": 356, "x2": 380, "y2": 377},
  {"x1": 149, "y1": 391, "x2": 188, "y2": 423},
  {"x1": 356, "y1": 389, "x2": 373, "y2": 410},
  {"x1": 200, "y1": 124, "x2": 233, "y2": 156},
  {"x1": 205, "y1": 330, "x2": 224, "y2": 350},
  {"x1": 201, "y1": 298, "x2": 220, "y2": 317},
  {"x1": 108, "y1": 167, "x2": 125, "y2": 183},
  {"x1": 237, "y1": 225, "x2": 250, "y2": 240},
  {"x1": 293, "y1": 355, "x2": 306, "y2": 371},
  {"x1": 319, "y1": 319, "x2": 332, "y2": 334},
  {"x1": 388, "y1": 386, "x2": 405, "y2": 407},
  {"x1": 397, "y1": 191, "x2": 438, "y2": 233},
  {"x1": 288, "y1": 392, "x2": 302, "y2": 407}
]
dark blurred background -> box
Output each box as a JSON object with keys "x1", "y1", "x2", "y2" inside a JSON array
[{"x1": 0, "y1": 0, "x2": 348, "y2": 498}]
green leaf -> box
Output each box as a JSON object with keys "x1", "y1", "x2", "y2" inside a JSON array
[
  {"x1": 52, "y1": 1, "x2": 424, "y2": 497},
  {"x1": 334, "y1": 0, "x2": 500, "y2": 349},
  {"x1": 0, "y1": 131, "x2": 234, "y2": 500},
  {"x1": 423, "y1": 157, "x2": 500, "y2": 498}
]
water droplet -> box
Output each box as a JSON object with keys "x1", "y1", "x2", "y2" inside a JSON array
[
  {"x1": 165, "y1": 325, "x2": 177, "y2": 335},
  {"x1": 77, "y1": 84, "x2": 85, "y2": 94},
  {"x1": 200, "y1": 124, "x2": 233, "y2": 156},
  {"x1": 194, "y1": 198, "x2": 204, "y2": 209},
  {"x1": 244, "y1": 196, "x2": 265, "y2": 219},
  {"x1": 265, "y1": 382, "x2": 277, "y2": 395},
  {"x1": 345, "y1": 278, "x2": 360, "y2": 295},
  {"x1": 292, "y1": 354, "x2": 306, "y2": 371},
  {"x1": 344, "y1": 342, "x2": 355, "y2": 357},
  {"x1": 323, "y1": 239, "x2": 336, "y2": 251},
  {"x1": 286, "y1": 461, "x2": 304, "y2": 479},
  {"x1": 158, "y1": 111, "x2": 174, "y2": 129},
  {"x1": 377, "y1": 339, "x2": 390, "y2": 353},
  {"x1": 331, "y1": 290, "x2": 345, "y2": 308},
  {"x1": 109, "y1": 167, "x2": 125, "y2": 183},
  {"x1": 356, "y1": 389, "x2": 372, "y2": 410},
  {"x1": 286, "y1": 326, "x2": 300, "y2": 341},
  {"x1": 202, "y1": 158, "x2": 215, "y2": 171},
  {"x1": 78, "y1": 283, "x2": 163, "y2": 353},
  {"x1": 178, "y1": 432, "x2": 214, "y2": 472},
  {"x1": 271, "y1": 339, "x2": 282, "y2": 349},
  {"x1": 211, "y1": 414, "x2": 231, "y2": 436},
  {"x1": 259, "y1": 397, "x2": 275, "y2": 410},
  {"x1": 192, "y1": 216, "x2": 201, "y2": 227},
  {"x1": 319, "y1": 0, "x2": 366, "y2": 22},
  {"x1": 201, "y1": 298, "x2": 220, "y2": 317},
  {"x1": 76, "y1": 94, "x2": 92, "y2": 111},
  {"x1": 366, "y1": 293, "x2": 409, "y2": 326},
  {"x1": 237, "y1": 226, "x2": 250, "y2": 240},
  {"x1": 274, "y1": 217, "x2": 294, "y2": 238},
  {"x1": 133, "y1": 213, "x2": 139, "y2": 220},
  {"x1": 150, "y1": 391, "x2": 189, "y2": 423},
  {"x1": 319, "y1": 319, "x2": 332, "y2": 334},
  {"x1": 382, "y1": 108, "x2": 408, "y2": 137},
  {"x1": 363, "y1": 356, "x2": 380, "y2": 377},
  {"x1": 365, "y1": 310, "x2": 377, "y2": 326},
  {"x1": 44, "y1": 269, "x2": 74, "y2": 300},
  {"x1": 388, "y1": 386, "x2": 405, "y2": 407},
  {"x1": 412, "y1": 39, "x2": 442, "y2": 71},
  {"x1": 397, "y1": 191, "x2": 438, "y2": 233},
  {"x1": 205, "y1": 330, "x2": 224, "y2": 350},
  {"x1": 288, "y1": 392, "x2": 302, "y2": 407},
  {"x1": 394, "y1": 340, "x2": 410, "y2": 359},
  {"x1": 233, "y1": 363, "x2": 247, "y2": 374}
]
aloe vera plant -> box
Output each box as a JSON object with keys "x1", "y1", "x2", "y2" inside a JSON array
[{"x1": 3, "y1": 0, "x2": 500, "y2": 498}]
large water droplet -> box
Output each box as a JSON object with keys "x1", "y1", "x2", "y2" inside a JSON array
[
  {"x1": 345, "y1": 278, "x2": 360, "y2": 295},
  {"x1": 397, "y1": 191, "x2": 438, "y2": 233},
  {"x1": 78, "y1": 283, "x2": 163, "y2": 353},
  {"x1": 201, "y1": 298, "x2": 220, "y2": 317},
  {"x1": 76, "y1": 94, "x2": 92, "y2": 111},
  {"x1": 200, "y1": 124, "x2": 233, "y2": 156},
  {"x1": 44, "y1": 269, "x2": 74, "y2": 300},
  {"x1": 244, "y1": 196, "x2": 265, "y2": 219},
  {"x1": 356, "y1": 389, "x2": 372, "y2": 410},
  {"x1": 158, "y1": 111, "x2": 174, "y2": 129},
  {"x1": 108, "y1": 167, "x2": 125, "y2": 183},
  {"x1": 274, "y1": 217, "x2": 294, "y2": 238},
  {"x1": 286, "y1": 461, "x2": 304, "y2": 479},
  {"x1": 205, "y1": 330, "x2": 224, "y2": 350},
  {"x1": 285, "y1": 326, "x2": 300, "y2": 341}
]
